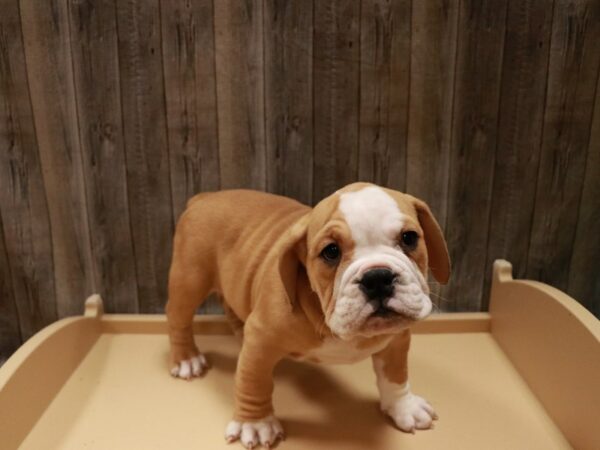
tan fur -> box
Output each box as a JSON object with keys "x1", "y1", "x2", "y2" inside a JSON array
[
  {"x1": 166, "y1": 184, "x2": 450, "y2": 425},
  {"x1": 372, "y1": 329, "x2": 411, "y2": 385}
]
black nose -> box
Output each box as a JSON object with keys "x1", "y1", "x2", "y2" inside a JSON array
[{"x1": 359, "y1": 268, "x2": 395, "y2": 300}]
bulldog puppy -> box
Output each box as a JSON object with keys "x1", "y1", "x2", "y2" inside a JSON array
[{"x1": 166, "y1": 182, "x2": 450, "y2": 449}]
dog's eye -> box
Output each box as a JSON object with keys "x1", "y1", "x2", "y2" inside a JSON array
[
  {"x1": 400, "y1": 231, "x2": 419, "y2": 250},
  {"x1": 320, "y1": 243, "x2": 341, "y2": 263}
]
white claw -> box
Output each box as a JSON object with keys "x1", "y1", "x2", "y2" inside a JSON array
[
  {"x1": 225, "y1": 416, "x2": 284, "y2": 448},
  {"x1": 225, "y1": 420, "x2": 241, "y2": 442},
  {"x1": 179, "y1": 360, "x2": 191, "y2": 379},
  {"x1": 241, "y1": 423, "x2": 258, "y2": 449},
  {"x1": 271, "y1": 419, "x2": 285, "y2": 441},
  {"x1": 199, "y1": 353, "x2": 208, "y2": 368},
  {"x1": 191, "y1": 356, "x2": 201, "y2": 376},
  {"x1": 258, "y1": 424, "x2": 272, "y2": 446}
]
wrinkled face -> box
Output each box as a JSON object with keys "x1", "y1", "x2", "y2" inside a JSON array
[{"x1": 305, "y1": 185, "x2": 438, "y2": 339}]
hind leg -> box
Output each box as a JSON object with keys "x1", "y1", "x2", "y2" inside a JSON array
[{"x1": 166, "y1": 260, "x2": 211, "y2": 379}]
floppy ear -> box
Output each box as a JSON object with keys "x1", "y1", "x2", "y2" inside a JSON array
[
  {"x1": 411, "y1": 198, "x2": 451, "y2": 284},
  {"x1": 277, "y1": 214, "x2": 310, "y2": 307}
]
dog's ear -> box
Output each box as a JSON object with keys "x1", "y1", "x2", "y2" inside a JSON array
[
  {"x1": 411, "y1": 197, "x2": 451, "y2": 284},
  {"x1": 277, "y1": 213, "x2": 310, "y2": 307}
]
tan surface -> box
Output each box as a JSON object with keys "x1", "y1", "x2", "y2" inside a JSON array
[
  {"x1": 490, "y1": 260, "x2": 600, "y2": 450},
  {"x1": 19, "y1": 332, "x2": 569, "y2": 450},
  {"x1": 5, "y1": 267, "x2": 599, "y2": 450},
  {"x1": 0, "y1": 314, "x2": 99, "y2": 450}
]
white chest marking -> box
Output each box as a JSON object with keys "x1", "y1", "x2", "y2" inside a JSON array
[{"x1": 305, "y1": 336, "x2": 392, "y2": 364}]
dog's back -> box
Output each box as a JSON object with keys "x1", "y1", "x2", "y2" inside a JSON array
[{"x1": 170, "y1": 190, "x2": 309, "y2": 319}]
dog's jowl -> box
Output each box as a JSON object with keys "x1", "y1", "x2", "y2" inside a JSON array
[{"x1": 166, "y1": 182, "x2": 450, "y2": 448}]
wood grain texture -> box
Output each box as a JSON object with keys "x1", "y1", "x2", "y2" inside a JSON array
[
  {"x1": 406, "y1": 0, "x2": 459, "y2": 307},
  {"x1": 116, "y1": 0, "x2": 173, "y2": 313},
  {"x1": 313, "y1": 0, "x2": 360, "y2": 202},
  {"x1": 406, "y1": 0, "x2": 458, "y2": 223},
  {"x1": 359, "y1": 0, "x2": 410, "y2": 191},
  {"x1": 2, "y1": 0, "x2": 600, "y2": 362},
  {"x1": 20, "y1": 0, "x2": 94, "y2": 317},
  {"x1": 264, "y1": 0, "x2": 313, "y2": 205},
  {"x1": 482, "y1": 0, "x2": 554, "y2": 308},
  {"x1": 443, "y1": 0, "x2": 509, "y2": 311},
  {"x1": 214, "y1": 0, "x2": 266, "y2": 190},
  {"x1": 160, "y1": 0, "x2": 222, "y2": 314},
  {"x1": 69, "y1": 0, "x2": 139, "y2": 313},
  {"x1": 0, "y1": 213, "x2": 21, "y2": 360},
  {"x1": 568, "y1": 65, "x2": 600, "y2": 317},
  {"x1": 527, "y1": 0, "x2": 600, "y2": 291},
  {"x1": 160, "y1": 0, "x2": 220, "y2": 222},
  {"x1": 0, "y1": 0, "x2": 57, "y2": 338}
]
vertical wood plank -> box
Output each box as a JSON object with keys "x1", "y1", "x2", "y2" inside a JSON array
[
  {"x1": 313, "y1": 0, "x2": 360, "y2": 201},
  {"x1": 69, "y1": 0, "x2": 139, "y2": 313},
  {"x1": 359, "y1": 0, "x2": 411, "y2": 192},
  {"x1": 482, "y1": 0, "x2": 554, "y2": 308},
  {"x1": 0, "y1": 213, "x2": 22, "y2": 361},
  {"x1": 160, "y1": 0, "x2": 220, "y2": 222},
  {"x1": 160, "y1": 0, "x2": 221, "y2": 314},
  {"x1": 406, "y1": 0, "x2": 458, "y2": 308},
  {"x1": 443, "y1": 0, "x2": 508, "y2": 311},
  {"x1": 116, "y1": 0, "x2": 173, "y2": 313},
  {"x1": 569, "y1": 71, "x2": 600, "y2": 317},
  {"x1": 214, "y1": 0, "x2": 266, "y2": 190},
  {"x1": 0, "y1": 0, "x2": 58, "y2": 338},
  {"x1": 20, "y1": 0, "x2": 94, "y2": 317},
  {"x1": 264, "y1": 0, "x2": 313, "y2": 205},
  {"x1": 527, "y1": 0, "x2": 600, "y2": 291},
  {"x1": 406, "y1": 0, "x2": 458, "y2": 223}
]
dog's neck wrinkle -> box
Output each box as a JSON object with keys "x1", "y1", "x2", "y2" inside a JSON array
[{"x1": 296, "y1": 269, "x2": 332, "y2": 340}]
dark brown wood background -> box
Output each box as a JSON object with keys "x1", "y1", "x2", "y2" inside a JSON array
[{"x1": 1, "y1": 0, "x2": 599, "y2": 361}]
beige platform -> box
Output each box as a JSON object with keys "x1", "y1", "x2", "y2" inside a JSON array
[{"x1": 1, "y1": 260, "x2": 599, "y2": 449}]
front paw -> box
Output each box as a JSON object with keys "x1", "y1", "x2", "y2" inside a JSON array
[
  {"x1": 170, "y1": 353, "x2": 209, "y2": 379},
  {"x1": 383, "y1": 393, "x2": 438, "y2": 433},
  {"x1": 225, "y1": 415, "x2": 284, "y2": 449}
]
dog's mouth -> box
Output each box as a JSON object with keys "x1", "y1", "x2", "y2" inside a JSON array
[
  {"x1": 371, "y1": 306, "x2": 399, "y2": 318},
  {"x1": 368, "y1": 310, "x2": 414, "y2": 323},
  {"x1": 330, "y1": 304, "x2": 417, "y2": 339},
  {"x1": 367, "y1": 297, "x2": 421, "y2": 320},
  {"x1": 360, "y1": 305, "x2": 416, "y2": 334}
]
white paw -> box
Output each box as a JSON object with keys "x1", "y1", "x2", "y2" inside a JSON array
[
  {"x1": 170, "y1": 354, "x2": 208, "y2": 379},
  {"x1": 225, "y1": 415, "x2": 284, "y2": 449},
  {"x1": 384, "y1": 393, "x2": 438, "y2": 433}
]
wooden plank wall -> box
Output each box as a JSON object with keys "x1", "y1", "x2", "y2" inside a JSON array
[{"x1": 1, "y1": 0, "x2": 599, "y2": 359}]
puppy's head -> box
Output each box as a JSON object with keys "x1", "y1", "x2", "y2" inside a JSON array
[{"x1": 278, "y1": 183, "x2": 450, "y2": 339}]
